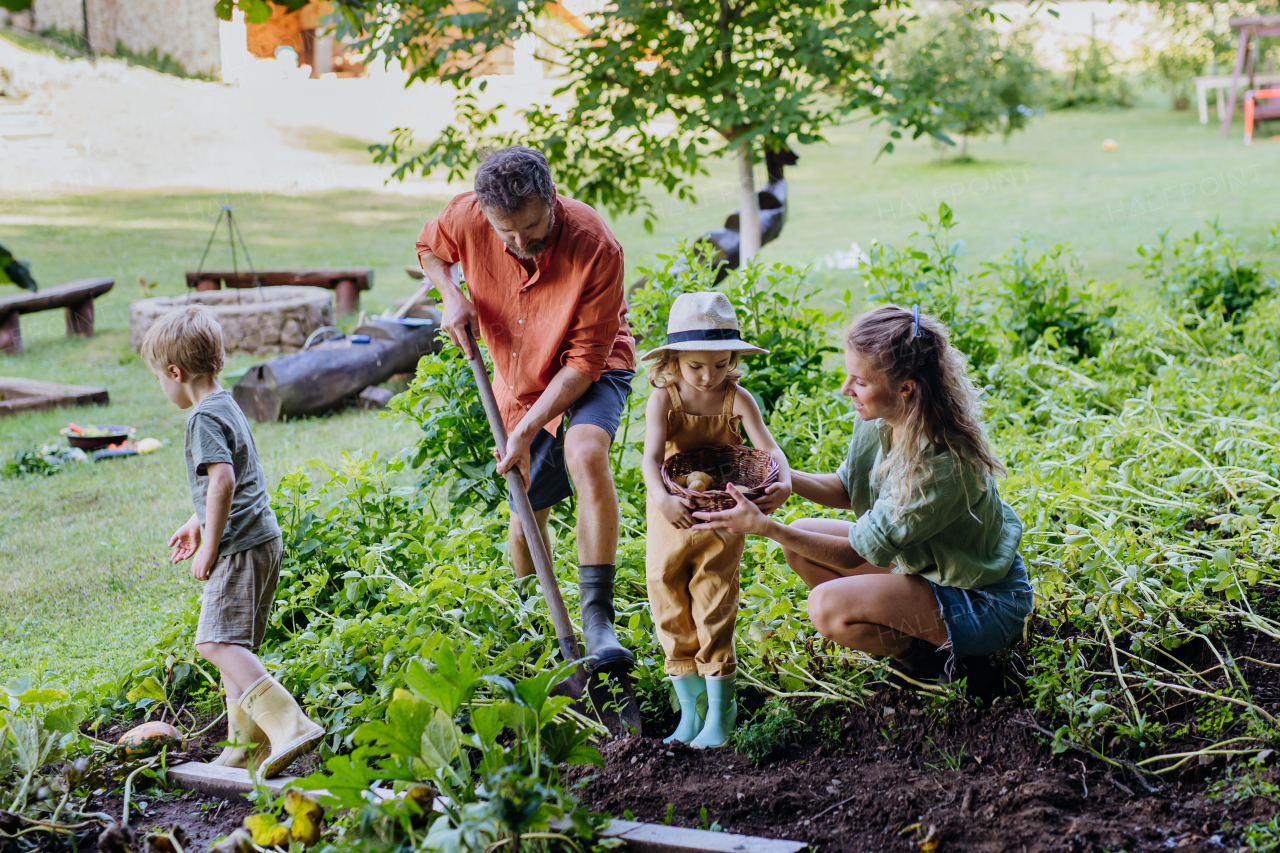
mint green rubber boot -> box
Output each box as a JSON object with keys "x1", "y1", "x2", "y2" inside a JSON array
[
  {"x1": 690, "y1": 673, "x2": 736, "y2": 749},
  {"x1": 663, "y1": 672, "x2": 706, "y2": 744}
]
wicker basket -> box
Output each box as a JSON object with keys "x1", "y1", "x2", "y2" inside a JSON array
[{"x1": 660, "y1": 444, "x2": 780, "y2": 512}]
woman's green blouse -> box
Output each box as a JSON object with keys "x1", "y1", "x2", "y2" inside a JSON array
[{"x1": 835, "y1": 417, "x2": 1023, "y2": 589}]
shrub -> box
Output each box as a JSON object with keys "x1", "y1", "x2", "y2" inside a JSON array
[
  {"x1": 629, "y1": 243, "x2": 841, "y2": 413},
  {"x1": 860, "y1": 202, "x2": 1004, "y2": 370},
  {"x1": 1055, "y1": 39, "x2": 1132, "y2": 109},
  {"x1": 731, "y1": 697, "x2": 805, "y2": 762},
  {"x1": 985, "y1": 239, "x2": 1117, "y2": 361},
  {"x1": 386, "y1": 345, "x2": 507, "y2": 514},
  {"x1": 886, "y1": 4, "x2": 1045, "y2": 159},
  {"x1": 1139, "y1": 221, "x2": 1277, "y2": 321}
]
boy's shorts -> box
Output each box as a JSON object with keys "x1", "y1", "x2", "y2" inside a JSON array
[
  {"x1": 518, "y1": 369, "x2": 634, "y2": 512},
  {"x1": 194, "y1": 536, "x2": 283, "y2": 649}
]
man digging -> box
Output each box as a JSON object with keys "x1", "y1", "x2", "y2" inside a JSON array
[{"x1": 414, "y1": 145, "x2": 636, "y2": 677}]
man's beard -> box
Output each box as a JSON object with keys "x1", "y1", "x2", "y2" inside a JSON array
[{"x1": 504, "y1": 208, "x2": 555, "y2": 259}]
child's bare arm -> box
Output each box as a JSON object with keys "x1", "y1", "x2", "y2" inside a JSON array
[
  {"x1": 735, "y1": 389, "x2": 792, "y2": 513},
  {"x1": 168, "y1": 513, "x2": 201, "y2": 564},
  {"x1": 192, "y1": 463, "x2": 235, "y2": 581},
  {"x1": 643, "y1": 390, "x2": 695, "y2": 528}
]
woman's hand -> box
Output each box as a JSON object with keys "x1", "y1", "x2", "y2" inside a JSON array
[
  {"x1": 753, "y1": 480, "x2": 792, "y2": 514},
  {"x1": 660, "y1": 494, "x2": 696, "y2": 529},
  {"x1": 692, "y1": 483, "x2": 771, "y2": 535}
]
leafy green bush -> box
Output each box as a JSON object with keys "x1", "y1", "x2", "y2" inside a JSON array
[
  {"x1": 886, "y1": 5, "x2": 1045, "y2": 159},
  {"x1": 629, "y1": 243, "x2": 841, "y2": 413},
  {"x1": 731, "y1": 697, "x2": 804, "y2": 762},
  {"x1": 985, "y1": 239, "x2": 1117, "y2": 361},
  {"x1": 294, "y1": 643, "x2": 607, "y2": 853},
  {"x1": 860, "y1": 202, "x2": 1004, "y2": 369},
  {"x1": 387, "y1": 347, "x2": 507, "y2": 514},
  {"x1": 1139, "y1": 221, "x2": 1277, "y2": 320},
  {"x1": 1055, "y1": 40, "x2": 1133, "y2": 109}
]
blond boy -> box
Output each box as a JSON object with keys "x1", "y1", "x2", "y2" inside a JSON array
[{"x1": 141, "y1": 305, "x2": 322, "y2": 778}]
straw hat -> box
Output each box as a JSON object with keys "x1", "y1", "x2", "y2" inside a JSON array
[{"x1": 640, "y1": 291, "x2": 768, "y2": 360}]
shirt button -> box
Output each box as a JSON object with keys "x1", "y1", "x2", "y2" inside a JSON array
[
  {"x1": 512, "y1": 352, "x2": 518, "y2": 358},
  {"x1": 518, "y1": 319, "x2": 524, "y2": 324},
  {"x1": 509, "y1": 385, "x2": 514, "y2": 390}
]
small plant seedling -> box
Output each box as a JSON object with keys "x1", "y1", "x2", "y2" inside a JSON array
[{"x1": 665, "y1": 804, "x2": 675, "y2": 826}]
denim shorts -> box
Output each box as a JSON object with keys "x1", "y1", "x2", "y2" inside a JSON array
[
  {"x1": 518, "y1": 369, "x2": 634, "y2": 512},
  {"x1": 930, "y1": 553, "x2": 1034, "y2": 659}
]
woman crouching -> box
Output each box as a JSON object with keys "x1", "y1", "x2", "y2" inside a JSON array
[{"x1": 692, "y1": 304, "x2": 1033, "y2": 691}]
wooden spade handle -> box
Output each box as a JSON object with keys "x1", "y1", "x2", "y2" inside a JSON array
[{"x1": 464, "y1": 327, "x2": 581, "y2": 663}]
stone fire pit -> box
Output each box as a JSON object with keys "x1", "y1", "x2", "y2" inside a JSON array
[{"x1": 130, "y1": 287, "x2": 334, "y2": 355}]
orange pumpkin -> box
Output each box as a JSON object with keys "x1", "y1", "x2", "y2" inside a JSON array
[{"x1": 117, "y1": 721, "x2": 185, "y2": 757}]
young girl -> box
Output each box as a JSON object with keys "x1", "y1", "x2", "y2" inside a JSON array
[
  {"x1": 641, "y1": 291, "x2": 791, "y2": 748},
  {"x1": 691, "y1": 304, "x2": 1033, "y2": 692}
]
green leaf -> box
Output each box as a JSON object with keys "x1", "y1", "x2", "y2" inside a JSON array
[
  {"x1": 419, "y1": 708, "x2": 461, "y2": 769},
  {"x1": 43, "y1": 703, "x2": 87, "y2": 734},
  {"x1": 125, "y1": 677, "x2": 165, "y2": 704}
]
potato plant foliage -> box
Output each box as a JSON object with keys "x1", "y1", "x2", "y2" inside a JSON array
[{"x1": 56, "y1": 213, "x2": 1279, "y2": 849}]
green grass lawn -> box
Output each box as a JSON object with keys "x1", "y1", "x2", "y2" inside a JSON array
[{"x1": 0, "y1": 104, "x2": 1274, "y2": 689}]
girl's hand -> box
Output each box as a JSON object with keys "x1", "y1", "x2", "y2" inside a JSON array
[
  {"x1": 660, "y1": 494, "x2": 696, "y2": 529},
  {"x1": 753, "y1": 481, "x2": 792, "y2": 514},
  {"x1": 692, "y1": 483, "x2": 769, "y2": 535}
]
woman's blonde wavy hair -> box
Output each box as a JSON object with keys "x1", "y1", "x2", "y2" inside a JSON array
[{"x1": 847, "y1": 305, "x2": 1004, "y2": 518}]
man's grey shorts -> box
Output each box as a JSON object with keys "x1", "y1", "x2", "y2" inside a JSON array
[
  {"x1": 194, "y1": 536, "x2": 283, "y2": 649},
  {"x1": 518, "y1": 369, "x2": 635, "y2": 512}
]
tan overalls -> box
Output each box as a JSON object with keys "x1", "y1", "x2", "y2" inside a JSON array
[{"x1": 646, "y1": 383, "x2": 746, "y2": 677}]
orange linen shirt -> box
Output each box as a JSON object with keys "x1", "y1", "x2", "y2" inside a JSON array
[{"x1": 415, "y1": 192, "x2": 636, "y2": 436}]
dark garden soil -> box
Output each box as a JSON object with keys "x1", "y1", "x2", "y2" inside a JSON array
[
  {"x1": 62, "y1": 630, "x2": 1279, "y2": 851},
  {"x1": 569, "y1": 632, "x2": 1280, "y2": 853}
]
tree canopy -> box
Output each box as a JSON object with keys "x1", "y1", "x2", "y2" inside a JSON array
[{"x1": 219, "y1": 0, "x2": 943, "y2": 255}]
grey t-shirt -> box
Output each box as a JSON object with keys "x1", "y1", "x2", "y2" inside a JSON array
[{"x1": 184, "y1": 390, "x2": 280, "y2": 556}]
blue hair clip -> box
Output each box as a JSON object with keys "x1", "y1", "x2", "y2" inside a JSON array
[{"x1": 911, "y1": 304, "x2": 921, "y2": 339}]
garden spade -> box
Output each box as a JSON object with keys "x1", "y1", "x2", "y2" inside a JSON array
[{"x1": 463, "y1": 327, "x2": 642, "y2": 736}]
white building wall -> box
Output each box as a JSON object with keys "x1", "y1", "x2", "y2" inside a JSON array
[{"x1": 30, "y1": 0, "x2": 222, "y2": 77}]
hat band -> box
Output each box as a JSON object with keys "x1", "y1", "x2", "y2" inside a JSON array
[{"x1": 666, "y1": 328, "x2": 741, "y2": 345}]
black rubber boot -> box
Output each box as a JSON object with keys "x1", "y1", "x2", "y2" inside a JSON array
[
  {"x1": 885, "y1": 638, "x2": 949, "y2": 691},
  {"x1": 578, "y1": 564, "x2": 635, "y2": 674},
  {"x1": 942, "y1": 655, "x2": 1003, "y2": 705}
]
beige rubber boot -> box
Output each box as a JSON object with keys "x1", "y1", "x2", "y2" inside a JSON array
[
  {"x1": 240, "y1": 675, "x2": 325, "y2": 778},
  {"x1": 210, "y1": 687, "x2": 270, "y2": 769}
]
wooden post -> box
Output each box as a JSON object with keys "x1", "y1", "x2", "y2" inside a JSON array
[
  {"x1": 196, "y1": 278, "x2": 221, "y2": 292},
  {"x1": 1221, "y1": 28, "x2": 1251, "y2": 138},
  {"x1": 0, "y1": 311, "x2": 21, "y2": 355},
  {"x1": 65, "y1": 296, "x2": 95, "y2": 337},
  {"x1": 334, "y1": 278, "x2": 359, "y2": 315}
]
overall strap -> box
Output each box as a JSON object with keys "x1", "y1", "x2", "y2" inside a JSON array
[
  {"x1": 722, "y1": 383, "x2": 737, "y2": 415},
  {"x1": 665, "y1": 383, "x2": 684, "y2": 414}
]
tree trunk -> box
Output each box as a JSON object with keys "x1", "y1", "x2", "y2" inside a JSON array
[
  {"x1": 737, "y1": 142, "x2": 762, "y2": 264},
  {"x1": 959, "y1": 135, "x2": 968, "y2": 158}
]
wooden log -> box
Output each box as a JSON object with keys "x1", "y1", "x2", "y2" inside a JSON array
[
  {"x1": 0, "y1": 376, "x2": 109, "y2": 416},
  {"x1": 232, "y1": 313, "x2": 441, "y2": 422}
]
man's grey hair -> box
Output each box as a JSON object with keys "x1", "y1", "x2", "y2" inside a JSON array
[{"x1": 474, "y1": 146, "x2": 555, "y2": 215}]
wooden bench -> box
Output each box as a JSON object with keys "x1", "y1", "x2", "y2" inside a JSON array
[
  {"x1": 0, "y1": 277, "x2": 115, "y2": 355},
  {"x1": 185, "y1": 268, "x2": 373, "y2": 315},
  {"x1": 0, "y1": 376, "x2": 109, "y2": 416}
]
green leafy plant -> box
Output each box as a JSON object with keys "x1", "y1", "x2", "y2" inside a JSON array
[
  {"x1": 1139, "y1": 221, "x2": 1277, "y2": 321},
  {"x1": 985, "y1": 239, "x2": 1117, "y2": 361},
  {"x1": 294, "y1": 643, "x2": 607, "y2": 852},
  {"x1": 731, "y1": 697, "x2": 804, "y2": 762},
  {"x1": 887, "y1": 4, "x2": 1045, "y2": 160},
  {"x1": 1055, "y1": 39, "x2": 1133, "y2": 109},
  {"x1": 2, "y1": 444, "x2": 88, "y2": 478},
  {"x1": 860, "y1": 202, "x2": 1003, "y2": 370},
  {"x1": 386, "y1": 344, "x2": 507, "y2": 514}
]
